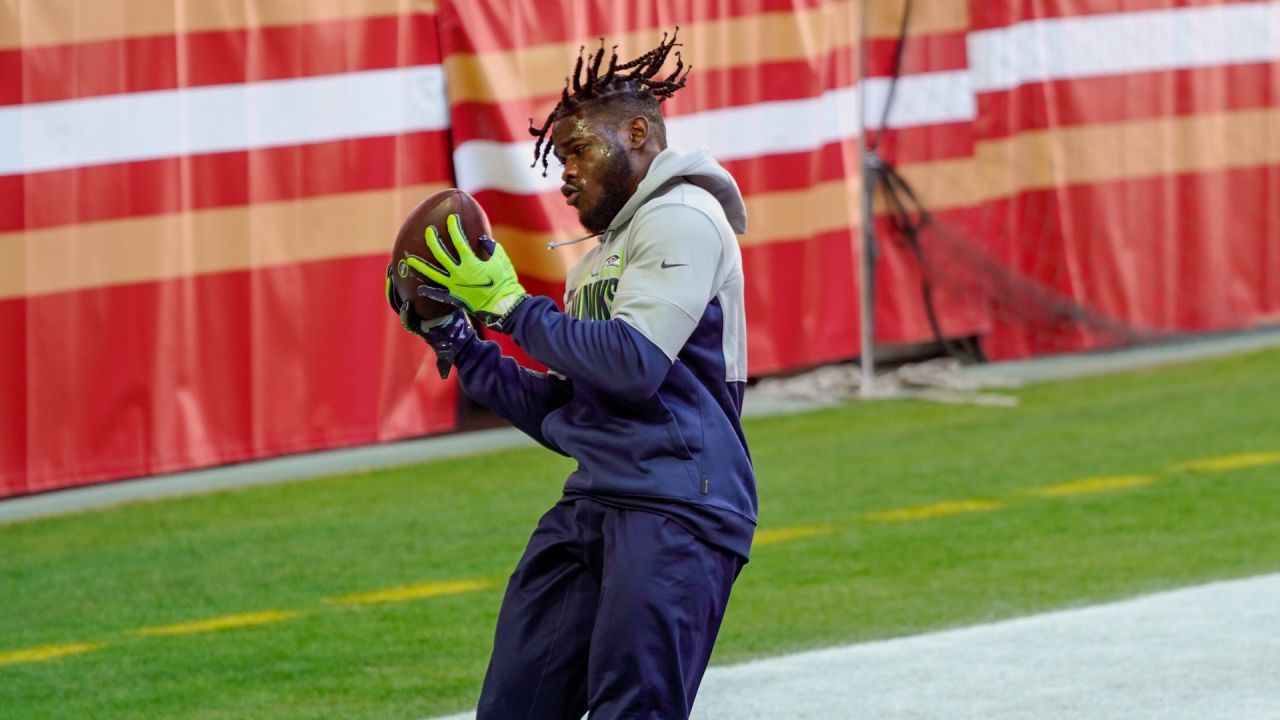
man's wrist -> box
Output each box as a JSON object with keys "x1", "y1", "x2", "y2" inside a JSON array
[{"x1": 493, "y1": 293, "x2": 532, "y2": 334}]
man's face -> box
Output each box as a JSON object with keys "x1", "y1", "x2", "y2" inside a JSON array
[{"x1": 552, "y1": 112, "x2": 634, "y2": 234}]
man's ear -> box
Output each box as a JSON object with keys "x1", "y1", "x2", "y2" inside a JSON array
[{"x1": 626, "y1": 116, "x2": 650, "y2": 149}]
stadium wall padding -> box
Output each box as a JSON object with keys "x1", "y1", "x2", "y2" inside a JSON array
[
  {"x1": 0, "y1": 3, "x2": 460, "y2": 496},
  {"x1": 2, "y1": 0, "x2": 1278, "y2": 495},
  {"x1": 964, "y1": 0, "x2": 1280, "y2": 358}
]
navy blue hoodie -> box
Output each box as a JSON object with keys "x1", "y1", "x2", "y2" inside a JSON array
[{"x1": 452, "y1": 147, "x2": 756, "y2": 558}]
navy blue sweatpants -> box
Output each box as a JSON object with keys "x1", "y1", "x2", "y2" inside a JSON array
[{"x1": 476, "y1": 497, "x2": 743, "y2": 720}]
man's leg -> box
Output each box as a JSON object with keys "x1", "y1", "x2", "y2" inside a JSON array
[
  {"x1": 476, "y1": 500, "x2": 602, "y2": 720},
  {"x1": 586, "y1": 507, "x2": 743, "y2": 720}
]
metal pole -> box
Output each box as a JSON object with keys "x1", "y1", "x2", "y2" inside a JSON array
[{"x1": 857, "y1": 0, "x2": 877, "y2": 397}]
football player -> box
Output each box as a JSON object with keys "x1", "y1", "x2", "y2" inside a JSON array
[{"x1": 387, "y1": 30, "x2": 755, "y2": 720}]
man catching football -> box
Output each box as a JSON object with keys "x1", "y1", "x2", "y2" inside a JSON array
[{"x1": 386, "y1": 29, "x2": 755, "y2": 719}]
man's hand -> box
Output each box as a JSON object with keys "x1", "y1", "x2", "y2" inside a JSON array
[
  {"x1": 403, "y1": 214, "x2": 529, "y2": 331},
  {"x1": 385, "y1": 263, "x2": 475, "y2": 379},
  {"x1": 385, "y1": 264, "x2": 407, "y2": 315}
]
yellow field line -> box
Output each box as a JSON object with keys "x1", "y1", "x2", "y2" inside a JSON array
[
  {"x1": 754, "y1": 525, "x2": 835, "y2": 547},
  {"x1": 1170, "y1": 451, "x2": 1280, "y2": 473},
  {"x1": 0, "y1": 642, "x2": 105, "y2": 667},
  {"x1": 2, "y1": 576, "x2": 495, "y2": 667},
  {"x1": 1025, "y1": 474, "x2": 1159, "y2": 498},
  {"x1": 128, "y1": 610, "x2": 303, "y2": 637},
  {"x1": 9, "y1": 444, "x2": 1275, "y2": 669},
  {"x1": 862, "y1": 499, "x2": 1003, "y2": 523},
  {"x1": 325, "y1": 579, "x2": 495, "y2": 606}
]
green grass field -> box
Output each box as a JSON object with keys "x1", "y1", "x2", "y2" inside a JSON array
[{"x1": 3, "y1": 349, "x2": 1279, "y2": 719}]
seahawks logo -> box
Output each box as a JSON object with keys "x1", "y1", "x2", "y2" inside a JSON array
[{"x1": 604, "y1": 254, "x2": 621, "y2": 268}]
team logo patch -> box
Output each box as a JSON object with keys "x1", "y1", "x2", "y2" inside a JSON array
[{"x1": 594, "y1": 252, "x2": 625, "y2": 281}]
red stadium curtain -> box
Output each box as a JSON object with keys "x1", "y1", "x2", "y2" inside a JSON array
[
  {"x1": 6, "y1": 0, "x2": 1277, "y2": 495},
  {"x1": 859, "y1": 0, "x2": 992, "y2": 349},
  {"x1": 0, "y1": 1, "x2": 459, "y2": 497},
  {"x1": 965, "y1": 0, "x2": 1280, "y2": 358}
]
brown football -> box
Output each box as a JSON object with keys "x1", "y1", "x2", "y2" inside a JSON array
[{"x1": 390, "y1": 188, "x2": 494, "y2": 322}]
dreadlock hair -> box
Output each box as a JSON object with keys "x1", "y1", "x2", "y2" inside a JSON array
[{"x1": 528, "y1": 28, "x2": 692, "y2": 176}]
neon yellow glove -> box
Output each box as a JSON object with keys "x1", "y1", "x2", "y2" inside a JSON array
[{"x1": 404, "y1": 214, "x2": 529, "y2": 331}]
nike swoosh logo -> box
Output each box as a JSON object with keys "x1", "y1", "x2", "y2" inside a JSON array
[
  {"x1": 457, "y1": 280, "x2": 495, "y2": 288},
  {"x1": 660, "y1": 260, "x2": 688, "y2": 269}
]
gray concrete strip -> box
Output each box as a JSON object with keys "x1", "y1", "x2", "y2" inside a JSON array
[
  {"x1": 962, "y1": 325, "x2": 1280, "y2": 384},
  {"x1": 5, "y1": 325, "x2": 1278, "y2": 525},
  {"x1": 0, "y1": 395, "x2": 840, "y2": 526},
  {"x1": 0, "y1": 427, "x2": 536, "y2": 525},
  {"x1": 431, "y1": 572, "x2": 1280, "y2": 720}
]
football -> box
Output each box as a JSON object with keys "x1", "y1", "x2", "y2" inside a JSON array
[{"x1": 390, "y1": 188, "x2": 495, "y2": 322}]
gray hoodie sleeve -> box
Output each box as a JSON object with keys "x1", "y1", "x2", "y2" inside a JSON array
[{"x1": 610, "y1": 203, "x2": 724, "y2": 360}]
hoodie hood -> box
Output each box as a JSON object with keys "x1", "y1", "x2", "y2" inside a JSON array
[{"x1": 606, "y1": 147, "x2": 748, "y2": 236}]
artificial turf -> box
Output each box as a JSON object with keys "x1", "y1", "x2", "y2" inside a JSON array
[{"x1": 2, "y1": 348, "x2": 1278, "y2": 719}]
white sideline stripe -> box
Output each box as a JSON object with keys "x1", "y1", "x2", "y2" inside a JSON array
[
  {"x1": 969, "y1": 2, "x2": 1280, "y2": 93},
  {"x1": 453, "y1": 71, "x2": 976, "y2": 195},
  {"x1": 430, "y1": 573, "x2": 1280, "y2": 719},
  {"x1": 0, "y1": 65, "x2": 449, "y2": 176}
]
